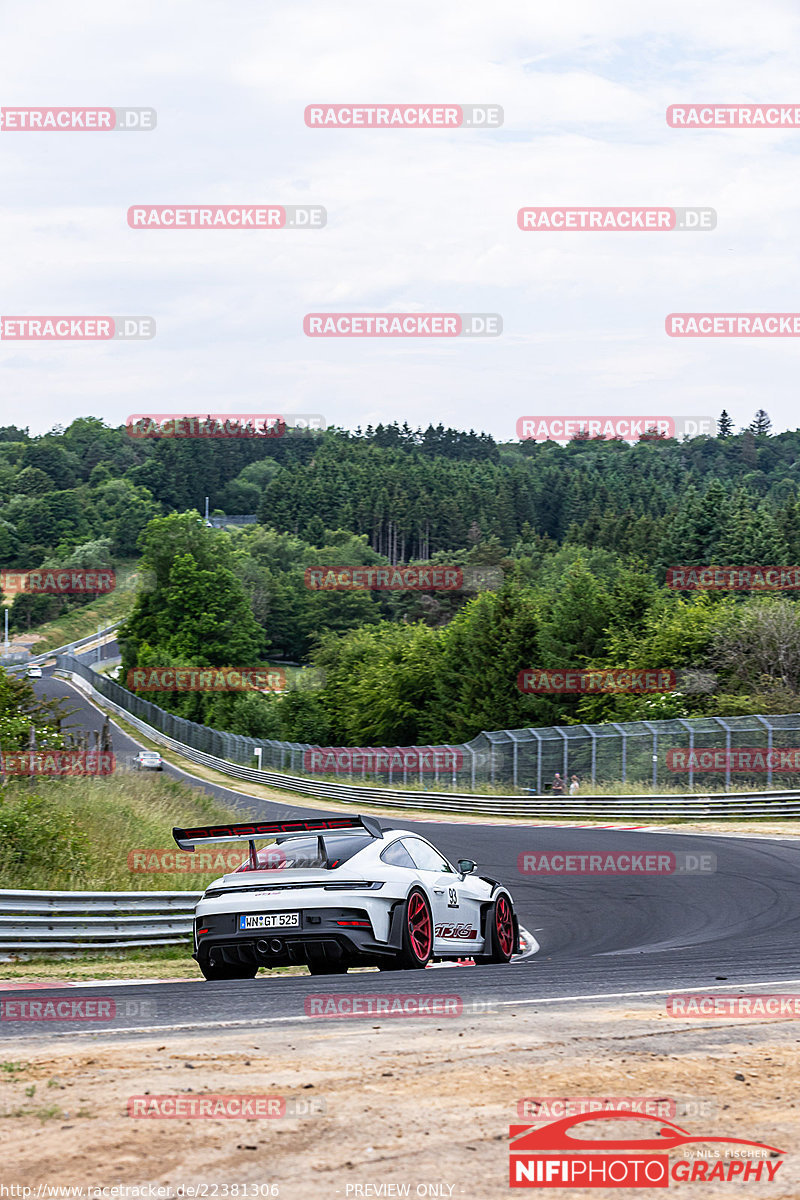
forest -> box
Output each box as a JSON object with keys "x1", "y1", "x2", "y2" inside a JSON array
[{"x1": 3, "y1": 411, "x2": 800, "y2": 747}]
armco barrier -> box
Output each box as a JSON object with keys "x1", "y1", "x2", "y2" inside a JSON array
[
  {"x1": 0, "y1": 890, "x2": 199, "y2": 952},
  {"x1": 51, "y1": 653, "x2": 800, "y2": 794},
  {"x1": 2, "y1": 621, "x2": 121, "y2": 671},
  {"x1": 0, "y1": 890, "x2": 538, "y2": 959},
  {"x1": 54, "y1": 660, "x2": 800, "y2": 820}
]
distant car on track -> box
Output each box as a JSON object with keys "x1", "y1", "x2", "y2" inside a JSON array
[
  {"x1": 172, "y1": 814, "x2": 520, "y2": 980},
  {"x1": 26, "y1": 665, "x2": 43, "y2": 678},
  {"x1": 133, "y1": 750, "x2": 163, "y2": 771}
]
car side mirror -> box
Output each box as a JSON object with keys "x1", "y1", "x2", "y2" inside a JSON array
[{"x1": 457, "y1": 859, "x2": 476, "y2": 875}]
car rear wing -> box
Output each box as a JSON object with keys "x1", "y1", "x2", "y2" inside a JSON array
[{"x1": 172, "y1": 814, "x2": 383, "y2": 851}]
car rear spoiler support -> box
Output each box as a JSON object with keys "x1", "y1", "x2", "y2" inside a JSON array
[{"x1": 172, "y1": 813, "x2": 384, "y2": 851}]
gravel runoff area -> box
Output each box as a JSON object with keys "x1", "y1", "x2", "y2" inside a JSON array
[{"x1": 1, "y1": 997, "x2": 798, "y2": 1199}]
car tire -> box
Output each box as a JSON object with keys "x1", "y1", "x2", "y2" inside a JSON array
[
  {"x1": 478, "y1": 892, "x2": 515, "y2": 964},
  {"x1": 395, "y1": 887, "x2": 433, "y2": 969},
  {"x1": 199, "y1": 959, "x2": 258, "y2": 981}
]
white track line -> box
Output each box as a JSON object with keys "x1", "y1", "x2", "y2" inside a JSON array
[{"x1": 7, "y1": 976, "x2": 800, "y2": 1038}]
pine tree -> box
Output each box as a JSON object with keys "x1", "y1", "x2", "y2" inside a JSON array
[
  {"x1": 750, "y1": 410, "x2": 772, "y2": 436},
  {"x1": 717, "y1": 410, "x2": 734, "y2": 438}
]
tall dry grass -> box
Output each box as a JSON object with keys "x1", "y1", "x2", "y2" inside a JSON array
[{"x1": 0, "y1": 772, "x2": 243, "y2": 891}]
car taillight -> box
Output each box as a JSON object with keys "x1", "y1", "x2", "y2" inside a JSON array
[
  {"x1": 335, "y1": 919, "x2": 371, "y2": 928},
  {"x1": 323, "y1": 882, "x2": 383, "y2": 891}
]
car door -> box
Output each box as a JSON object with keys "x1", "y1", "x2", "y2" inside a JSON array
[{"x1": 401, "y1": 838, "x2": 481, "y2": 952}]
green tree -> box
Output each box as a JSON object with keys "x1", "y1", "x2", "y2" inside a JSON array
[
  {"x1": 750, "y1": 410, "x2": 772, "y2": 436},
  {"x1": 120, "y1": 513, "x2": 265, "y2": 674}
]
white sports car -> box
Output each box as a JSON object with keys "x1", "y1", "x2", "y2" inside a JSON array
[
  {"x1": 172, "y1": 815, "x2": 519, "y2": 979},
  {"x1": 133, "y1": 750, "x2": 163, "y2": 771}
]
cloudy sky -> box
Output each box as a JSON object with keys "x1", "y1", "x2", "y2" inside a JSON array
[{"x1": 2, "y1": 0, "x2": 800, "y2": 439}]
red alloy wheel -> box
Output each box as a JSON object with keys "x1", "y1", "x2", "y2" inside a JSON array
[
  {"x1": 495, "y1": 895, "x2": 514, "y2": 957},
  {"x1": 407, "y1": 891, "x2": 432, "y2": 960}
]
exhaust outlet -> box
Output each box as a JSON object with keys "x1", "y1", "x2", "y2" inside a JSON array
[
  {"x1": 255, "y1": 939, "x2": 270, "y2": 955},
  {"x1": 269, "y1": 938, "x2": 283, "y2": 953}
]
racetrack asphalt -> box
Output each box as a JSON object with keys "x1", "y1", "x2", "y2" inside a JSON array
[{"x1": 4, "y1": 669, "x2": 799, "y2": 1040}]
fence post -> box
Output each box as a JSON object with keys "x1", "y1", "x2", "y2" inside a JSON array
[
  {"x1": 713, "y1": 718, "x2": 732, "y2": 791},
  {"x1": 642, "y1": 721, "x2": 659, "y2": 789},
  {"x1": 556, "y1": 727, "x2": 568, "y2": 786},
  {"x1": 755, "y1": 716, "x2": 773, "y2": 788},
  {"x1": 677, "y1": 718, "x2": 695, "y2": 790},
  {"x1": 584, "y1": 726, "x2": 597, "y2": 784},
  {"x1": 530, "y1": 729, "x2": 542, "y2": 795}
]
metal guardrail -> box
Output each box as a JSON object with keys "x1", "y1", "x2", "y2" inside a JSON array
[
  {"x1": 50, "y1": 651, "x2": 800, "y2": 793},
  {"x1": 2, "y1": 621, "x2": 121, "y2": 670},
  {"x1": 0, "y1": 889, "x2": 199, "y2": 951},
  {"x1": 0, "y1": 889, "x2": 539, "y2": 959},
  {"x1": 56, "y1": 662, "x2": 800, "y2": 819}
]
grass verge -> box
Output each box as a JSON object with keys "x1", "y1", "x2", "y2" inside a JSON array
[
  {"x1": 8, "y1": 561, "x2": 141, "y2": 652},
  {"x1": 0, "y1": 771, "x2": 241, "y2": 891}
]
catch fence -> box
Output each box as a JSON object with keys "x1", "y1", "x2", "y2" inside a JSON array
[{"x1": 54, "y1": 655, "x2": 800, "y2": 793}]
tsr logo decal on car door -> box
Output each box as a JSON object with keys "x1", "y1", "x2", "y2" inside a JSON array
[{"x1": 435, "y1": 923, "x2": 478, "y2": 939}]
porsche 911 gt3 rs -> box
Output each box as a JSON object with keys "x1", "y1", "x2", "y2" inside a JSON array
[{"x1": 172, "y1": 814, "x2": 519, "y2": 979}]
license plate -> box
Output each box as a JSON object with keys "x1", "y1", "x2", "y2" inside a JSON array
[{"x1": 239, "y1": 912, "x2": 300, "y2": 930}]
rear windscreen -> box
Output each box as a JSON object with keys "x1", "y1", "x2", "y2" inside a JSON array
[{"x1": 234, "y1": 834, "x2": 372, "y2": 872}]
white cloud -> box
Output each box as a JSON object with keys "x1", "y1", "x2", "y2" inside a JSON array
[{"x1": 1, "y1": 0, "x2": 800, "y2": 437}]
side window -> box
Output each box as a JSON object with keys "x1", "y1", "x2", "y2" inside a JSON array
[
  {"x1": 380, "y1": 840, "x2": 417, "y2": 869},
  {"x1": 403, "y1": 838, "x2": 454, "y2": 874}
]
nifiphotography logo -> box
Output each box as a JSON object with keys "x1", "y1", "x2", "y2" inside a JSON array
[{"x1": 509, "y1": 1111, "x2": 784, "y2": 1187}]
